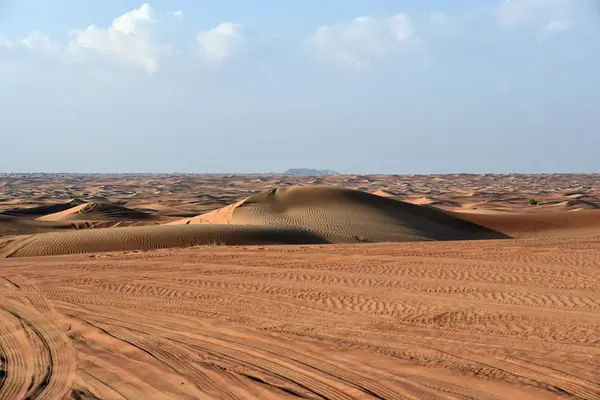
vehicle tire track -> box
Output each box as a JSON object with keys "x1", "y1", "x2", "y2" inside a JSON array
[{"x1": 0, "y1": 281, "x2": 75, "y2": 400}]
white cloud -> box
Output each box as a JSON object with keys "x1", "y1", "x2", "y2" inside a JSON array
[
  {"x1": 168, "y1": 10, "x2": 183, "y2": 19},
  {"x1": 495, "y1": 0, "x2": 577, "y2": 33},
  {"x1": 0, "y1": 31, "x2": 59, "y2": 54},
  {"x1": 66, "y1": 3, "x2": 162, "y2": 74},
  {"x1": 21, "y1": 31, "x2": 60, "y2": 54},
  {"x1": 307, "y1": 14, "x2": 418, "y2": 68},
  {"x1": 195, "y1": 22, "x2": 245, "y2": 63}
]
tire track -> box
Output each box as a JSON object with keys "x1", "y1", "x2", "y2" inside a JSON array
[{"x1": 0, "y1": 295, "x2": 75, "y2": 400}]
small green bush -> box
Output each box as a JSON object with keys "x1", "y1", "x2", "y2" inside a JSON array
[{"x1": 528, "y1": 198, "x2": 538, "y2": 206}]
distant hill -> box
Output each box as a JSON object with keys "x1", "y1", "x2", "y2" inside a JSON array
[{"x1": 284, "y1": 168, "x2": 340, "y2": 176}]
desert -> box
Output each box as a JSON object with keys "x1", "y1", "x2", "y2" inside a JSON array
[{"x1": 0, "y1": 173, "x2": 599, "y2": 399}]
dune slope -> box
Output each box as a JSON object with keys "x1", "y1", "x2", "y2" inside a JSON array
[
  {"x1": 37, "y1": 202, "x2": 156, "y2": 221},
  {"x1": 174, "y1": 186, "x2": 508, "y2": 243},
  {"x1": 0, "y1": 224, "x2": 327, "y2": 258},
  {"x1": 7, "y1": 186, "x2": 600, "y2": 258},
  {"x1": 1, "y1": 199, "x2": 84, "y2": 218},
  {"x1": 454, "y1": 209, "x2": 600, "y2": 238}
]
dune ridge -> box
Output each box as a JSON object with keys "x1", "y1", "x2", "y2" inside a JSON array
[
  {"x1": 453, "y1": 209, "x2": 600, "y2": 237},
  {"x1": 0, "y1": 224, "x2": 327, "y2": 258},
  {"x1": 1, "y1": 199, "x2": 84, "y2": 218},
  {"x1": 37, "y1": 202, "x2": 156, "y2": 221}
]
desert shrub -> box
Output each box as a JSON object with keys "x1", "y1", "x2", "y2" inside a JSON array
[{"x1": 528, "y1": 198, "x2": 538, "y2": 206}]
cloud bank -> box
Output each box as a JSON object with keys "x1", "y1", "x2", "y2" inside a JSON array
[{"x1": 0, "y1": 1, "x2": 589, "y2": 74}]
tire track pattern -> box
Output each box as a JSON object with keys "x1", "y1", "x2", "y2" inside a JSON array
[
  {"x1": 0, "y1": 276, "x2": 75, "y2": 400},
  {"x1": 1, "y1": 237, "x2": 599, "y2": 399}
]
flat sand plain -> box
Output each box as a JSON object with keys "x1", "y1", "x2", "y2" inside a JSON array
[{"x1": 0, "y1": 173, "x2": 599, "y2": 399}]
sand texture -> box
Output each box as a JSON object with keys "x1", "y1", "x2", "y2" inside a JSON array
[
  {"x1": 37, "y1": 202, "x2": 158, "y2": 222},
  {"x1": 0, "y1": 225, "x2": 328, "y2": 258},
  {"x1": 0, "y1": 238, "x2": 599, "y2": 399}
]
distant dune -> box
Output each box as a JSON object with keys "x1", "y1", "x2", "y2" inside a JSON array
[
  {"x1": 372, "y1": 189, "x2": 399, "y2": 197},
  {"x1": 284, "y1": 168, "x2": 340, "y2": 175},
  {"x1": 453, "y1": 209, "x2": 600, "y2": 238},
  {"x1": 37, "y1": 202, "x2": 157, "y2": 221},
  {"x1": 1, "y1": 199, "x2": 85, "y2": 218},
  {"x1": 4, "y1": 185, "x2": 600, "y2": 258}
]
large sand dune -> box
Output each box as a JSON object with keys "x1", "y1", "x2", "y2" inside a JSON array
[
  {"x1": 0, "y1": 237, "x2": 598, "y2": 399},
  {"x1": 172, "y1": 186, "x2": 508, "y2": 242},
  {"x1": 1, "y1": 187, "x2": 514, "y2": 258}
]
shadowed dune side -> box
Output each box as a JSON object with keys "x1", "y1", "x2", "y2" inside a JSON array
[
  {"x1": 173, "y1": 186, "x2": 509, "y2": 243},
  {"x1": 0, "y1": 215, "x2": 77, "y2": 236},
  {"x1": 0, "y1": 214, "x2": 161, "y2": 237},
  {"x1": 0, "y1": 224, "x2": 328, "y2": 258},
  {"x1": 37, "y1": 202, "x2": 157, "y2": 222},
  {"x1": 0, "y1": 199, "x2": 85, "y2": 218}
]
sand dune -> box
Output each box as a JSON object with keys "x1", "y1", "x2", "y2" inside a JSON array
[
  {"x1": 37, "y1": 202, "x2": 157, "y2": 222},
  {"x1": 560, "y1": 199, "x2": 599, "y2": 210},
  {"x1": 5, "y1": 186, "x2": 600, "y2": 258},
  {"x1": 0, "y1": 224, "x2": 327, "y2": 258},
  {"x1": 172, "y1": 186, "x2": 507, "y2": 243},
  {"x1": 410, "y1": 196, "x2": 461, "y2": 208},
  {"x1": 2, "y1": 174, "x2": 600, "y2": 398},
  {"x1": 135, "y1": 202, "x2": 185, "y2": 214},
  {"x1": 0, "y1": 214, "x2": 78, "y2": 237},
  {"x1": 372, "y1": 189, "x2": 398, "y2": 197},
  {"x1": 1, "y1": 199, "x2": 84, "y2": 218},
  {"x1": 454, "y1": 209, "x2": 600, "y2": 238}
]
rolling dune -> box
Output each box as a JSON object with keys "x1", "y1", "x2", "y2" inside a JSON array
[
  {"x1": 454, "y1": 209, "x2": 600, "y2": 238},
  {"x1": 37, "y1": 202, "x2": 157, "y2": 221},
  {"x1": 7, "y1": 186, "x2": 600, "y2": 258},
  {"x1": 1, "y1": 199, "x2": 84, "y2": 218},
  {"x1": 172, "y1": 186, "x2": 508, "y2": 243},
  {"x1": 0, "y1": 224, "x2": 328, "y2": 258}
]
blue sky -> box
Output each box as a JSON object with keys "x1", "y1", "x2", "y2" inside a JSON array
[{"x1": 0, "y1": 0, "x2": 598, "y2": 173}]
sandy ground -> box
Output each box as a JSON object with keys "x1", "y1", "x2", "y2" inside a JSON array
[
  {"x1": 0, "y1": 174, "x2": 599, "y2": 399},
  {"x1": 0, "y1": 238, "x2": 598, "y2": 399}
]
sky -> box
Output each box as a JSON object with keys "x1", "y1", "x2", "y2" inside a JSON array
[{"x1": 0, "y1": 0, "x2": 598, "y2": 174}]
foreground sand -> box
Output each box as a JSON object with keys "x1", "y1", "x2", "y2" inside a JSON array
[{"x1": 1, "y1": 237, "x2": 599, "y2": 399}]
